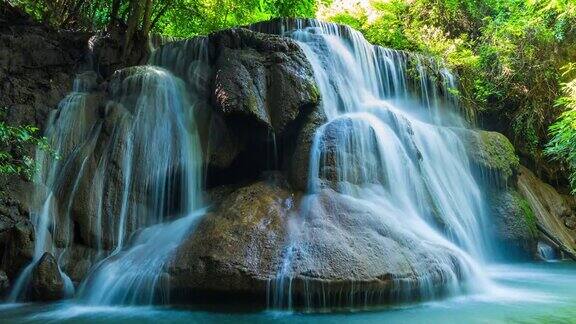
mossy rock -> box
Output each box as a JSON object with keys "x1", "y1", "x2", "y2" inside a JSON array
[
  {"x1": 465, "y1": 130, "x2": 520, "y2": 186},
  {"x1": 488, "y1": 189, "x2": 538, "y2": 259},
  {"x1": 514, "y1": 192, "x2": 538, "y2": 237}
]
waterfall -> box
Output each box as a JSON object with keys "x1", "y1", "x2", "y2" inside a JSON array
[
  {"x1": 8, "y1": 72, "x2": 97, "y2": 302},
  {"x1": 261, "y1": 20, "x2": 495, "y2": 309},
  {"x1": 8, "y1": 41, "x2": 207, "y2": 304},
  {"x1": 77, "y1": 65, "x2": 204, "y2": 305},
  {"x1": 537, "y1": 242, "x2": 558, "y2": 261},
  {"x1": 7, "y1": 18, "x2": 507, "y2": 309}
]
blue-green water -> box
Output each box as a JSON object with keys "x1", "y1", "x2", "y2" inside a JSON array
[{"x1": 1, "y1": 263, "x2": 575, "y2": 323}]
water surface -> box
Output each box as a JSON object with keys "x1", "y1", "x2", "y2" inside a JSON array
[{"x1": 2, "y1": 262, "x2": 575, "y2": 323}]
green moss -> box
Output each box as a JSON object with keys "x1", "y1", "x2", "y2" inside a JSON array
[
  {"x1": 514, "y1": 192, "x2": 538, "y2": 237},
  {"x1": 476, "y1": 131, "x2": 520, "y2": 182},
  {"x1": 307, "y1": 81, "x2": 321, "y2": 105}
]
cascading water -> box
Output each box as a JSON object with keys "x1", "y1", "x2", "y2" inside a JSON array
[
  {"x1": 537, "y1": 242, "x2": 558, "y2": 261},
  {"x1": 7, "y1": 18, "x2": 514, "y2": 311},
  {"x1": 8, "y1": 40, "x2": 207, "y2": 304},
  {"x1": 77, "y1": 65, "x2": 204, "y2": 305},
  {"x1": 261, "y1": 20, "x2": 496, "y2": 309},
  {"x1": 8, "y1": 73, "x2": 98, "y2": 302}
]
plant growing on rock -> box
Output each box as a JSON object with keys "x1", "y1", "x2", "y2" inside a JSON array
[{"x1": 0, "y1": 107, "x2": 52, "y2": 180}]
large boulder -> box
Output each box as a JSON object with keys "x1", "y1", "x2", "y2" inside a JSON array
[
  {"x1": 168, "y1": 180, "x2": 469, "y2": 307},
  {"x1": 211, "y1": 28, "x2": 319, "y2": 136},
  {"x1": 168, "y1": 178, "x2": 293, "y2": 300},
  {"x1": 274, "y1": 188, "x2": 467, "y2": 306},
  {"x1": 152, "y1": 28, "x2": 321, "y2": 176},
  {"x1": 29, "y1": 252, "x2": 66, "y2": 301}
]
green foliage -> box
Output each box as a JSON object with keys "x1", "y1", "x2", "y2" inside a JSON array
[
  {"x1": 546, "y1": 64, "x2": 576, "y2": 192},
  {"x1": 0, "y1": 108, "x2": 53, "y2": 180},
  {"x1": 10, "y1": 0, "x2": 318, "y2": 37},
  {"x1": 158, "y1": 0, "x2": 317, "y2": 37}
]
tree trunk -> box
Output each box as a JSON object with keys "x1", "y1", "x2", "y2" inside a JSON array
[
  {"x1": 141, "y1": 0, "x2": 153, "y2": 37},
  {"x1": 123, "y1": 0, "x2": 144, "y2": 57},
  {"x1": 110, "y1": 0, "x2": 122, "y2": 21}
]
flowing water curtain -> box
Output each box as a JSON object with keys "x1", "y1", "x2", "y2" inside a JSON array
[
  {"x1": 262, "y1": 19, "x2": 494, "y2": 310},
  {"x1": 9, "y1": 61, "x2": 205, "y2": 303},
  {"x1": 7, "y1": 72, "x2": 99, "y2": 301},
  {"x1": 74, "y1": 38, "x2": 211, "y2": 304},
  {"x1": 78, "y1": 65, "x2": 204, "y2": 305}
]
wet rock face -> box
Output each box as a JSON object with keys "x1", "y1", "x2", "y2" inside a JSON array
[
  {"x1": 0, "y1": 2, "x2": 88, "y2": 285},
  {"x1": 211, "y1": 28, "x2": 319, "y2": 135},
  {"x1": 0, "y1": 270, "x2": 9, "y2": 296},
  {"x1": 168, "y1": 180, "x2": 464, "y2": 306},
  {"x1": 488, "y1": 189, "x2": 538, "y2": 259},
  {"x1": 168, "y1": 178, "x2": 293, "y2": 299},
  {"x1": 0, "y1": 9, "x2": 88, "y2": 131},
  {"x1": 288, "y1": 109, "x2": 327, "y2": 191},
  {"x1": 0, "y1": 197, "x2": 35, "y2": 280},
  {"x1": 310, "y1": 117, "x2": 388, "y2": 190},
  {"x1": 0, "y1": 2, "x2": 87, "y2": 252},
  {"x1": 518, "y1": 166, "x2": 576, "y2": 258},
  {"x1": 29, "y1": 252, "x2": 66, "y2": 301},
  {"x1": 459, "y1": 130, "x2": 541, "y2": 259}
]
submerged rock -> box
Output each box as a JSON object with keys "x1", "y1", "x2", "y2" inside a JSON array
[{"x1": 29, "y1": 252, "x2": 66, "y2": 301}]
